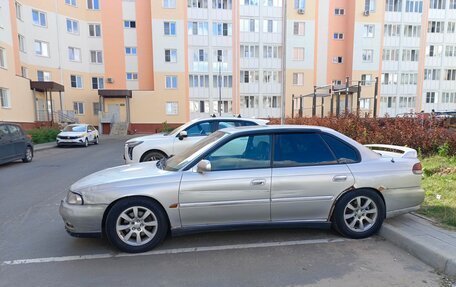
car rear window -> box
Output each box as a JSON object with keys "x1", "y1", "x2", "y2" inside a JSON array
[{"x1": 320, "y1": 133, "x2": 359, "y2": 163}]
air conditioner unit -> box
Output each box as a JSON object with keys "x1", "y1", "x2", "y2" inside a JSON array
[
  {"x1": 297, "y1": 8, "x2": 305, "y2": 14},
  {"x1": 107, "y1": 78, "x2": 114, "y2": 83},
  {"x1": 363, "y1": 10, "x2": 370, "y2": 16}
]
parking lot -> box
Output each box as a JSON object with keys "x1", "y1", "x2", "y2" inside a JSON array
[{"x1": 0, "y1": 136, "x2": 449, "y2": 287}]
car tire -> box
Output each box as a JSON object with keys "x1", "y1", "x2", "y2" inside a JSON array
[
  {"x1": 332, "y1": 189, "x2": 385, "y2": 239},
  {"x1": 94, "y1": 136, "x2": 99, "y2": 145},
  {"x1": 22, "y1": 146, "x2": 33, "y2": 163},
  {"x1": 84, "y1": 138, "x2": 89, "y2": 147},
  {"x1": 140, "y1": 151, "x2": 166, "y2": 162},
  {"x1": 105, "y1": 198, "x2": 169, "y2": 253}
]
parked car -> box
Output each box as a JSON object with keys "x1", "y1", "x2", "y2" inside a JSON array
[
  {"x1": 60, "y1": 125, "x2": 424, "y2": 253},
  {"x1": 124, "y1": 117, "x2": 269, "y2": 163},
  {"x1": 0, "y1": 122, "x2": 33, "y2": 165},
  {"x1": 56, "y1": 124, "x2": 99, "y2": 147}
]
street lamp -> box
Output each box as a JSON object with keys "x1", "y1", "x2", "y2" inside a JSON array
[{"x1": 218, "y1": 54, "x2": 222, "y2": 117}]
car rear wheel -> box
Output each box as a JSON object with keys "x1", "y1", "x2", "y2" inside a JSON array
[
  {"x1": 22, "y1": 146, "x2": 33, "y2": 163},
  {"x1": 141, "y1": 151, "x2": 166, "y2": 162},
  {"x1": 332, "y1": 189, "x2": 385, "y2": 239},
  {"x1": 105, "y1": 198, "x2": 168, "y2": 253}
]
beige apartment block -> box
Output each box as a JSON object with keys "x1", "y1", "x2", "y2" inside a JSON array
[{"x1": 1, "y1": 0, "x2": 455, "y2": 134}]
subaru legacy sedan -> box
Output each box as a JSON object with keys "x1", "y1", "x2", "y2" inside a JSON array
[{"x1": 60, "y1": 125, "x2": 424, "y2": 253}]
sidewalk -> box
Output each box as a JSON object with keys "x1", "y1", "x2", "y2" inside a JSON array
[
  {"x1": 379, "y1": 213, "x2": 456, "y2": 277},
  {"x1": 33, "y1": 142, "x2": 57, "y2": 151}
]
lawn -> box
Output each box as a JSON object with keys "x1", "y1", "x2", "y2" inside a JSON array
[{"x1": 417, "y1": 155, "x2": 456, "y2": 228}]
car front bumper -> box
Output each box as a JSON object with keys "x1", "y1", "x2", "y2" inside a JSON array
[
  {"x1": 57, "y1": 138, "x2": 86, "y2": 146},
  {"x1": 59, "y1": 200, "x2": 107, "y2": 238}
]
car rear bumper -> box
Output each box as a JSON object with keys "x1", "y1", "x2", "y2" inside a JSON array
[
  {"x1": 59, "y1": 200, "x2": 107, "y2": 237},
  {"x1": 384, "y1": 186, "x2": 425, "y2": 217}
]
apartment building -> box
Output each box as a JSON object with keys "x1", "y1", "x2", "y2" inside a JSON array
[{"x1": 1, "y1": 0, "x2": 455, "y2": 134}]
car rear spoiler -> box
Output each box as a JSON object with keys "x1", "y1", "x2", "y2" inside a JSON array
[{"x1": 364, "y1": 144, "x2": 418, "y2": 159}]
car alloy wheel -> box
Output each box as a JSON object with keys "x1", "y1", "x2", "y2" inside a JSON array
[
  {"x1": 343, "y1": 196, "x2": 378, "y2": 233},
  {"x1": 84, "y1": 139, "x2": 89, "y2": 147},
  {"x1": 141, "y1": 151, "x2": 165, "y2": 162},
  {"x1": 116, "y1": 206, "x2": 158, "y2": 246},
  {"x1": 94, "y1": 137, "x2": 99, "y2": 144}
]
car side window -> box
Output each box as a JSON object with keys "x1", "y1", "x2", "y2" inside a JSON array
[
  {"x1": 205, "y1": 134, "x2": 271, "y2": 171},
  {"x1": 185, "y1": 121, "x2": 212, "y2": 137},
  {"x1": 215, "y1": 121, "x2": 240, "y2": 130},
  {"x1": 88, "y1": 125, "x2": 95, "y2": 132},
  {"x1": 0, "y1": 125, "x2": 10, "y2": 137},
  {"x1": 7, "y1": 125, "x2": 22, "y2": 138},
  {"x1": 273, "y1": 133, "x2": 337, "y2": 167},
  {"x1": 320, "y1": 133, "x2": 359, "y2": 163},
  {"x1": 240, "y1": 121, "x2": 257, "y2": 126}
]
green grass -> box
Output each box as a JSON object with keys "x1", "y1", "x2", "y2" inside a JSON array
[
  {"x1": 417, "y1": 155, "x2": 456, "y2": 228},
  {"x1": 27, "y1": 128, "x2": 60, "y2": 144}
]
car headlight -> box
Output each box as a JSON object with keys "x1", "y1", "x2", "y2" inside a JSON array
[
  {"x1": 66, "y1": 191, "x2": 83, "y2": 205},
  {"x1": 126, "y1": 141, "x2": 143, "y2": 160}
]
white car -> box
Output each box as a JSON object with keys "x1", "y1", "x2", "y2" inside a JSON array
[
  {"x1": 57, "y1": 124, "x2": 99, "y2": 147},
  {"x1": 124, "y1": 117, "x2": 269, "y2": 163}
]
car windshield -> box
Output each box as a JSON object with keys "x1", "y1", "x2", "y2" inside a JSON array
[
  {"x1": 63, "y1": 125, "x2": 86, "y2": 132},
  {"x1": 161, "y1": 131, "x2": 227, "y2": 171}
]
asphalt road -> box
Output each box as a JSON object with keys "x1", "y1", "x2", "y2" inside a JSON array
[{"x1": 0, "y1": 136, "x2": 449, "y2": 287}]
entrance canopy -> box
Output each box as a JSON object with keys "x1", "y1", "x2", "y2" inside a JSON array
[
  {"x1": 30, "y1": 81, "x2": 65, "y2": 92},
  {"x1": 98, "y1": 89, "x2": 132, "y2": 98}
]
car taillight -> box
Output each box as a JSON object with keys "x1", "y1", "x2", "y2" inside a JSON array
[{"x1": 412, "y1": 162, "x2": 423, "y2": 175}]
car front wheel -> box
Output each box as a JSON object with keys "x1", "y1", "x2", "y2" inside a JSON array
[
  {"x1": 105, "y1": 198, "x2": 168, "y2": 253},
  {"x1": 84, "y1": 138, "x2": 89, "y2": 147},
  {"x1": 141, "y1": 151, "x2": 166, "y2": 162},
  {"x1": 332, "y1": 189, "x2": 385, "y2": 239}
]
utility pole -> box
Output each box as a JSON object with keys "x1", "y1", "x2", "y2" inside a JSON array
[
  {"x1": 280, "y1": 0, "x2": 287, "y2": 124},
  {"x1": 373, "y1": 76, "x2": 379, "y2": 118},
  {"x1": 218, "y1": 54, "x2": 222, "y2": 117}
]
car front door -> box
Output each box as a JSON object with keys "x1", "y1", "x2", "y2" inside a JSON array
[
  {"x1": 87, "y1": 126, "x2": 95, "y2": 142},
  {"x1": 172, "y1": 121, "x2": 213, "y2": 155},
  {"x1": 0, "y1": 124, "x2": 15, "y2": 162},
  {"x1": 179, "y1": 133, "x2": 272, "y2": 226},
  {"x1": 271, "y1": 132, "x2": 355, "y2": 221},
  {"x1": 8, "y1": 125, "x2": 26, "y2": 157}
]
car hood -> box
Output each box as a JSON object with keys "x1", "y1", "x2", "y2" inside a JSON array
[
  {"x1": 59, "y1": 131, "x2": 86, "y2": 137},
  {"x1": 70, "y1": 161, "x2": 171, "y2": 191},
  {"x1": 126, "y1": 133, "x2": 171, "y2": 142}
]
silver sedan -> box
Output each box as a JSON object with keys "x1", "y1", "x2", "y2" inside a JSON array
[{"x1": 60, "y1": 125, "x2": 424, "y2": 253}]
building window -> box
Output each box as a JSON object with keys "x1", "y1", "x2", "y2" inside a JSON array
[
  {"x1": 65, "y1": 0, "x2": 77, "y2": 6},
  {"x1": 242, "y1": 0, "x2": 259, "y2": 5},
  {"x1": 70, "y1": 75, "x2": 83, "y2": 88},
  {"x1": 405, "y1": 0, "x2": 423, "y2": 12},
  {"x1": 428, "y1": 21, "x2": 444, "y2": 33},
  {"x1": 0, "y1": 88, "x2": 10, "y2": 108},
  {"x1": 15, "y1": 2, "x2": 22, "y2": 20},
  {"x1": 164, "y1": 21, "x2": 176, "y2": 35},
  {"x1": 430, "y1": 0, "x2": 446, "y2": 9},
  {"x1": 87, "y1": 0, "x2": 100, "y2": 10},
  {"x1": 426, "y1": 92, "x2": 436, "y2": 103},
  {"x1": 66, "y1": 19, "x2": 79, "y2": 34},
  {"x1": 37, "y1": 70, "x2": 51, "y2": 81},
  {"x1": 333, "y1": 56, "x2": 343, "y2": 63},
  {"x1": 240, "y1": 45, "x2": 259, "y2": 58},
  {"x1": 444, "y1": 69, "x2": 456, "y2": 80},
  {"x1": 125, "y1": 47, "x2": 137, "y2": 55},
  {"x1": 165, "y1": 76, "x2": 178, "y2": 88},
  {"x1": 448, "y1": 22, "x2": 456, "y2": 33},
  {"x1": 73, "y1": 102, "x2": 84, "y2": 114},
  {"x1": 381, "y1": 72, "x2": 398, "y2": 84},
  {"x1": 333, "y1": 33, "x2": 344, "y2": 40},
  {"x1": 386, "y1": 0, "x2": 402, "y2": 11},
  {"x1": 334, "y1": 8, "x2": 345, "y2": 15},
  {"x1": 442, "y1": 92, "x2": 456, "y2": 103},
  {"x1": 240, "y1": 19, "x2": 259, "y2": 32},
  {"x1": 90, "y1": 50, "x2": 103, "y2": 63},
  {"x1": 263, "y1": 45, "x2": 282, "y2": 59},
  {"x1": 362, "y1": 49, "x2": 374, "y2": 62},
  {"x1": 403, "y1": 25, "x2": 421, "y2": 37},
  {"x1": 262, "y1": 71, "x2": 282, "y2": 84},
  {"x1": 294, "y1": 0, "x2": 305, "y2": 9},
  {"x1": 213, "y1": 22, "x2": 232, "y2": 36},
  {"x1": 213, "y1": 75, "x2": 233, "y2": 87},
  {"x1": 362, "y1": 24, "x2": 375, "y2": 37},
  {"x1": 361, "y1": 74, "x2": 372, "y2": 85},
  {"x1": 88, "y1": 24, "x2": 102, "y2": 37},
  {"x1": 382, "y1": 48, "x2": 400, "y2": 61},
  {"x1": 263, "y1": 19, "x2": 279, "y2": 33},
  {"x1": 445, "y1": 45, "x2": 456, "y2": 57},
  {"x1": 165, "y1": 49, "x2": 177, "y2": 62},
  {"x1": 240, "y1": 70, "x2": 259, "y2": 83},
  {"x1": 293, "y1": 22, "x2": 305, "y2": 35},
  {"x1": 424, "y1": 69, "x2": 441, "y2": 80},
  {"x1": 21, "y1": 66, "x2": 28, "y2": 78},
  {"x1": 166, "y1": 102, "x2": 178, "y2": 115},
  {"x1": 188, "y1": 0, "x2": 208, "y2": 8},
  {"x1": 384, "y1": 24, "x2": 401, "y2": 36},
  {"x1": 126, "y1": 73, "x2": 138, "y2": 80},
  {"x1": 293, "y1": 73, "x2": 304, "y2": 85},
  {"x1": 163, "y1": 0, "x2": 176, "y2": 8},
  {"x1": 292, "y1": 47, "x2": 305, "y2": 61},
  {"x1": 400, "y1": 73, "x2": 418, "y2": 84},
  {"x1": 426, "y1": 45, "x2": 443, "y2": 57},
  {"x1": 68, "y1": 47, "x2": 81, "y2": 62},
  {"x1": 189, "y1": 74, "x2": 209, "y2": 87},
  {"x1": 241, "y1": 96, "x2": 258, "y2": 108},
  {"x1": 91, "y1": 77, "x2": 104, "y2": 89},
  {"x1": 34, "y1": 40, "x2": 49, "y2": 57},
  {"x1": 402, "y1": 49, "x2": 419, "y2": 61},
  {"x1": 124, "y1": 20, "x2": 136, "y2": 28},
  {"x1": 451, "y1": 0, "x2": 456, "y2": 8},
  {"x1": 93, "y1": 102, "x2": 100, "y2": 115},
  {"x1": 32, "y1": 10, "x2": 47, "y2": 27},
  {"x1": 365, "y1": 0, "x2": 376, "y2": 11},
  {"x1": 188, "y1": 21, "x2": 209, "y2": 35},
  {"x1": 212, "y1": 0, "x2": 232, "y2": 9},
  {"x1": 0, "y1": 48, "x2": 5, "y2": 69},
  {"x1": 18, "y1": 34, "x2": 26, "y2": 53},
  {"x1": 333, "y1": 80, "x2": 342, "y2": 85}
]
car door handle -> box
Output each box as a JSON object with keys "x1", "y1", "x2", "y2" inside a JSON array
[
  {"x1": 251, "y1": 179, "x2": 266, "y2": 186},
  {"x1": 333, "y1": 175, "x2": 347, "y2": 182}
]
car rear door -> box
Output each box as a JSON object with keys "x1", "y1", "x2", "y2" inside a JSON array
[
  {"x1": 8, "y1": 125, "x2": 26, "y2": 158},
  {"x1": 271, "y1": 132, "x2": 355, "y2": 221},
  {"x1": 0, "y1": 124, "x2": 15, "y2": 162},
  {"x1": 179, "y1": 133, "x2": 272, "y2": 226}
]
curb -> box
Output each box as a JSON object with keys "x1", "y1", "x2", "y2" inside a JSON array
[
  {"x1": 34, "y1": 144, "x2": 56, "y2": 152},
  {"x1": 379, "y1": 222, "x2": 456, "y2": 276}
]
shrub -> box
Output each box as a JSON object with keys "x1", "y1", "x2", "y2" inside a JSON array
[
  {"x1": 161, "y1": 121, "x2": 174, "y2": 133},
  {"x1": 27, "y1": 128, "x2": 61, "y2": 144},
  {"x1": 269, "y1": 114, "x2": 456, "y2": 156}
]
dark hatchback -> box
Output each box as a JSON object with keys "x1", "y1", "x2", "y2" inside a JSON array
[{"x1": 0, "y1": 123, "x2": 34, "y2": 165}]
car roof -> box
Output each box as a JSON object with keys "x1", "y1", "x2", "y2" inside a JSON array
[
  {"x1": 190, "y1": 117, "x2": 269, "y2": 124},
  {"x1": 220, "y1": 124, "x2": 332, "y2": 134}
]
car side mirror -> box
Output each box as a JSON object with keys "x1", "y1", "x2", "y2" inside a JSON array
[
  {"x1": 196, "y1": 159, "x2": 211, "y2": 173},
  {"x1": 178, "y1": 131, "x2": 188, "y2": 140}
]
